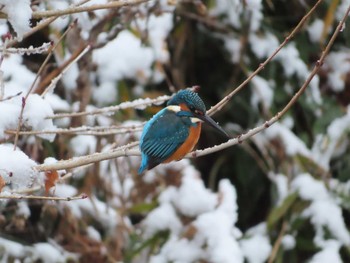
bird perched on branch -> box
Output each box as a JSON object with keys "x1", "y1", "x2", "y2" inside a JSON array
[{"x1": 138, "y1": 88, "x2": 230, "y2": 174}]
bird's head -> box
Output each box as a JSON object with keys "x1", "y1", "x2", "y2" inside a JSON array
[{"x1": 167, "y1": 89, "x2": 230, "y2": 139}]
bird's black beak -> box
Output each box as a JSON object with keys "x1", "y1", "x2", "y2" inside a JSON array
[{"x1": 198, "y1": 114, "x2": 230, "y2": 139}]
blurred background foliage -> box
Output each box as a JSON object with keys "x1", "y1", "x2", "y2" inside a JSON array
[{"x1": 1, "y1": 0, "x2": 350, "y2": 262}]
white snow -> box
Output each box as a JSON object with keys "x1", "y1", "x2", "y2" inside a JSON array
[
  {"x1": 194, "y1": 210, "x2": 243, "y2": 263},
  {"x1": 142, "y1": 203, "x2": 182, "y2": 237},
  {"x1": 307, "y1": 19, "x2": 324, "y2": 43},
  {"x1": 292, "y1": 173, "x2": 328, "y2": 200},
  {"x1": 70, "y1": 135, "x2": 97, "y2": 156},
  {"x1": 262, "y1": 122, "x2": 312, "y2": 157},
  {"x1": 282, "y1": 234, "x2": 296, "y2": 250},
  {"x1": 245, "y1": 0, "x2": 263, "y2": 32},
  {"x1": 92, "y1": 30, "x2": 154, "y2": 88},
  {"x1": 224, "y1": 37, "x2": 242, "y2": 63},
  {"x1": 144, "y1": 178, "x2": 243, "y2": 263},
  {"x1": 240, "y1": 223, "x2": 272, "y2": 263},
  {"x1": 86, "y1": 226, "x2": 102, "y2": 242},
  {"x1": 173, "y1": 173, "x2": 218, "y2": 217},
  {"x1": 249, "y1": 32, "x2": 279, "y2": 59},
  {"x1": 211, "y1": 0, "x2": 263, "y2": 31},
  {"x1": 312, "y1": 106, "x2": 350, "y2": 170},
  {"x1": 276, "y1": 43, "x2": 308, "y2": 78},
  {"x1": 92, "y1": 81, "x2": 117, "y2": 106},
  {"x1": 210, "y1": 0, "x2": 242, "y2": 28},
  {"x1": 133, "y1": 13, "x2": 173, "y2": 63},
  {"x1": 60, "y1": 51, "x2": 80, "y2": 92},
  {"x1": 150, "y1": 236, "x2": 203, "y2": 263},
  {"x1": 292, "y1": 173, "x2": 350, "y2": 246},
  {"x1": 1, "y1": 54, "x2": 36, "y2": 95},
  {"x1": 250, "y1": 76, "x2": 274, "y2": 110},
  {"x1": 336, "y1": 0, "x2": 350, "y2": 20},
  {"x1": 16, "y1": 201, "x2": 31, "y2": 218},
  {"x1": 0, "y1": 101, "x2": 21, "y2": 138},
  {"x1": 44, "y1": 93, "x2": 71, "y2": 112},
  {"x1": 0, "y1": 237, "x2": 26, "y2": 258},
  {"x1": 33, "y1": 243, "x2": 65, "y2": 263},
  {"x1": 309, "y1": 240, "x2": 342, "y2": 263},
  {"x1": 0, "y1": 94, "x2": 56, "y2": 141},
  {"x1": 23, "y1": 94, "x2": 57, "y2": 141},
  {"x1": 0, "y1": 0, "x2": 32, "y2": 40},
  {"x1": 46, "y1": 1, "x2": 70, "y2": 31},
  {"x1": 0, "y1": 144, "x2": 41, "y2": 192},
  {"x1": 324, "y1": 50, "x2": 350, "y2": 92},
  {"x1": 272, "y1": 173, "x2": 289, "y2": 204},
  {"x1": 241, "y1": 234, "x2": 272, "y2": 263},
  {"x1": 0, "y1": 237, "x2": 75, "y2": 262}
]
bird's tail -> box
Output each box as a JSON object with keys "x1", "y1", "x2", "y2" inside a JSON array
[{"x1": 138, "y1": 154, "x2": 148, "y2": 175}]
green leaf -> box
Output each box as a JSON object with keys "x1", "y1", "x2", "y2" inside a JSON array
[
  {"x1": 295, "y1": 154, "x2": 327, "y2": 179},
  {"x1": 125, "y1": 230, "x2": 170, "y2": 263},
  {"x1": 128, "y1": 201, "x2": 158, "y2": 214},
  {"x1": 267, "y1": 191, "x2": 298, "y2": 230}
]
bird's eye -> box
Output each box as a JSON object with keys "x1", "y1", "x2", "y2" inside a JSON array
[
  {"x1": 194, "y1": 109, "x2": 203, "y2": 115},
  {"x1": 189, "y1": 106, "x2": 195, "y2": 112}
]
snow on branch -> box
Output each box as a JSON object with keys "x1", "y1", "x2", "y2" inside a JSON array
[
  {"x1": 47, "y1": 95, "x2": 171, "y2": 119},
  {"x1": 0, "y1": 42, "x2": 52, "y2": 55}
]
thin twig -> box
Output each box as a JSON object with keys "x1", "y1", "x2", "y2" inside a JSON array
[
  {"x1": 31, "y1": 0, "x2": 149, "y2": 19},
  {"x1": 0, "y1": 91, "x2": 22, "y2": 102},
  {"x1": 5, "y1": 124, "x2": 143, "y2": 136},
  {"x1": 0, "y1": 35, "x2": 10, "y2": 100},
  {"x1": 0, "y1": 42, "x2": 52, "y2": 55},
  {"x1": 0, "y1": 194, "x2": 88, "y2": 201},
  {"x1": 268, "y1": 220, "x2": 287, "y2": 263},
  {"x1": 207, "y1": 0, "x2": 323, "y2": 117},
  {"x1": 47, "y1": 95, "x2": 170, "y2": 119}
]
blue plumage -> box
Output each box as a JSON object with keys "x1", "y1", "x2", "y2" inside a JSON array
[
  {"x1": 138, "y1": 107, "x2": 197, "y2": 174},
  {"x1": 167, "y1": 89, "x2": 206, "y2": 112}
]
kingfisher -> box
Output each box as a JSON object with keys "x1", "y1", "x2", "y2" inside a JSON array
[{"x1": 138, "y1": 89, "x2": 230, "y2": 174}]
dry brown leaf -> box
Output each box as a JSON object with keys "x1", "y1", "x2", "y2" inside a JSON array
[
  {"x1": 0, "y1": 175, "x2": 5, "y2": 192},
  {"x1": 44, "y1": 170, "x2": 59, "y2": 195}
]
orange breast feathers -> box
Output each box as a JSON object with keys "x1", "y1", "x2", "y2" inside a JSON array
[{"x1": 165, "y1": 123, "x2": 202, "y2": 163}]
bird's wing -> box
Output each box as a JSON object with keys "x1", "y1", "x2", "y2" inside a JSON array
[{"x1": 140, "y1": 109, "x2": 189, "y2": 162}]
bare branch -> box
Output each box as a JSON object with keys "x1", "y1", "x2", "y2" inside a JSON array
[
  {"x1": 47, "y1": 95, "x2": 170, "y2": 119},
  {"x1": 0, "y1": 194, "x2": 88, "y2": 201},
  {"x1": 0, "y1": 42, "x2": 52, "y2": 55},
  {"x1": 34, "y1": 141, "x2": 140, "y2": 172},
  {"x1": 5, "y1": 124, "x2": 143, "y2": 136},
  {"x1": 31, "y1": 0, "x2": 149, "y2": 19}
]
